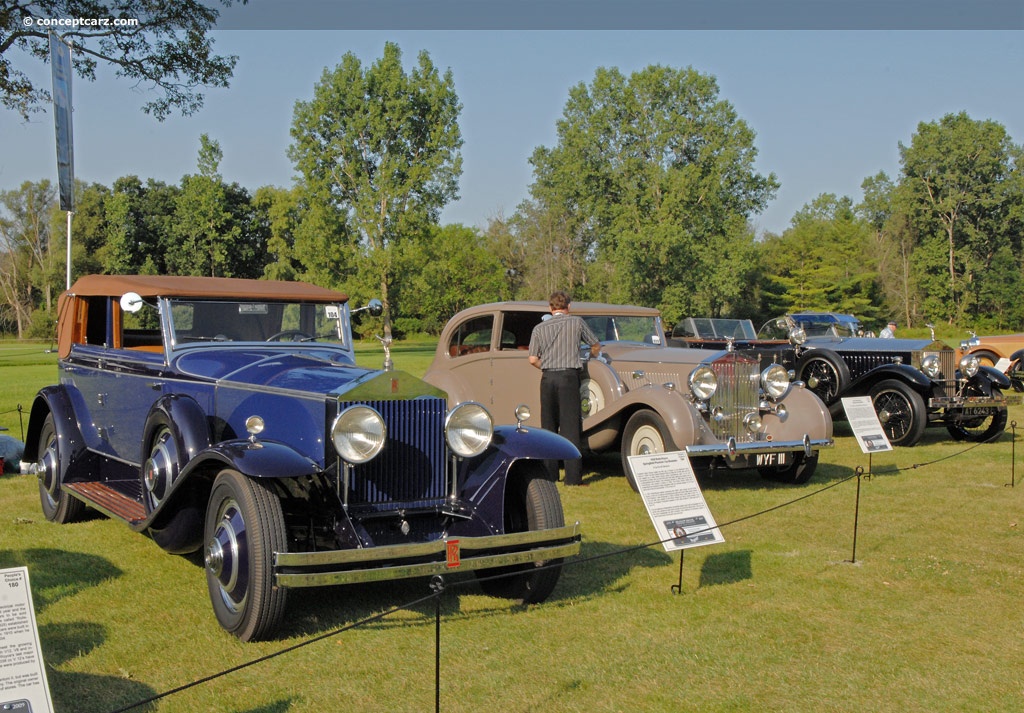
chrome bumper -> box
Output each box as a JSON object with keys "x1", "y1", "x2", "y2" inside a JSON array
[
  {"x1": 686, "y1": 434, "x2": 833, "y2": 460},
  {"x1": 274, "y1": 523, "x2": 582, "y2": 588}
]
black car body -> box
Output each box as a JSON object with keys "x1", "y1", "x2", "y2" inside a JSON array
[
  {"x1": 760, "y1": 313, "x2": 1011, "y2": 447},
  {"x1": 668, "y1": 317, "x2": 797, "y2": 372},
  {"x1": 23, "y1": 275, "x2": 581, "y2": 640}
]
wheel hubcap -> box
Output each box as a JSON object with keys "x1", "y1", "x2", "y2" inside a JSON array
[{"x1": 206, "y1": 500, "x2": 248, "y2": 614}]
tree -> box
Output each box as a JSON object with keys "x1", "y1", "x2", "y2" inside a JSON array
[
  {"x1": 0, "y1": 179, "x2": 57, "y2": 336},
  {"x1": 167, "y1": 134, "x2": 265, "y2": 278},
  {"x1": 289, "y1": 42, "x2": 463, "y2": 339},
  {"x1": 1, "y1": 0, "x2": 244, "y2": 121},
  {"x1": 761, "y1": 193, "x2": 881, "y2": 322},
  {"x1": 897, "y1": 112, "x2": 1024, "y2": 324},
  {"x1": 524, "y1": 64, "x2": 777, "y2": 317}
]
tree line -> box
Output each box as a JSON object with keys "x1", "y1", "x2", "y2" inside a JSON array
[{"x1": 3, "y1": 43, "x2": 1023, "y2": 341}]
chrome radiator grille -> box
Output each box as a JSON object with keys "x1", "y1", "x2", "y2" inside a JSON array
[
  {"x1": 708, "y1": 353, "x2": 761, "y2": 442},
  {"x1": 343, "y1": 397, "x2": 449, "y2": 506}
]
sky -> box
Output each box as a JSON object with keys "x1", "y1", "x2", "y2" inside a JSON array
[{"x1": 2, "y1": 3, "x2": 1023, "y2": 237}]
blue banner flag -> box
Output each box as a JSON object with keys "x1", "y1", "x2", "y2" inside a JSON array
[{"x1": 49, "y1": 32, "x2": 74, "y2": 212}]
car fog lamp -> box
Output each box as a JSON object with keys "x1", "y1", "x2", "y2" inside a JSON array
[
  {"x1": 331, "y1": 405, "x2": 386, "y2": 464},
  {"x1": 959, "y1": 354, "x2": 980, "y2": 378},
  {"x1": 245, "y1": 415, "x2": 265, "y2": 437},
  {"x1": 921, "y1": 355, "x2": 941, "y2": 378},
  {"x1": 743, "y1": 412, "x2": 763, "y2": 433},
  {"x1": 761, "y1": 364, "x2": 790, "y2": 400},
  {"x1": 711, "y1": 406, "x2": 726, "y2": 423},
  {"x1": 446, "y1": 402, "x2": 493, "y2": 458},
  {"x1": 689, "y1": 366, "x2": 718, "y2": 401},
  {"x1": 789, "y1": 327, "x2": 807, "y2": 346}
]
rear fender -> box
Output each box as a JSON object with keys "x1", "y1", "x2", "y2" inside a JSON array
[{"x1": 23, "y1": 386, "x2": 96, "y2": 483}]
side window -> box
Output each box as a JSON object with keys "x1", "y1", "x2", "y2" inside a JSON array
[
  {"x1": 447, "y1": 315, "x2": 494, "y2": 358},
  {"x1": 498, "y1": 312, "x2": 544, "y2": 350}
]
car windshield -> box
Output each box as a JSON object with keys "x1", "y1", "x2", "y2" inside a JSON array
[
  {"x1": 167, "y1": 299, "x2": 348, "y2": 347},
  {"x1": 796, "y1": 315, "x2": 861, "y2": 338},
  {"x1": 673, "y1": 318, "x2": 757, "y2": 339},
  {"x1": 582, "y1": 315, "x2": 663, "y2": 345}
]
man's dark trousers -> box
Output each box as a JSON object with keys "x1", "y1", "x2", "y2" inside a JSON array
[{"x1": 540, "y1": 368, "x2": 584, "y2": 484}]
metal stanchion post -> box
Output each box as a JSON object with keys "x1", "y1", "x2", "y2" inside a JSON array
[
  {"x1": 430, "y1": 575, "x2": 445, "y2": 713},
  {"x1": 671, "y1": 550, "x2": 685, "y2": 594},
  {"x1": 849, "y1": 466, "x2": 864, "y2": 564}
]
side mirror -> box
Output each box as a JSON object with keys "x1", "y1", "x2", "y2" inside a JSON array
[
  {"x1": 120, "y1": 292, "x2": 144, "y2": 314},
  {"x1": 352, "y1": 298, "x2": 383, "y2": 317}
]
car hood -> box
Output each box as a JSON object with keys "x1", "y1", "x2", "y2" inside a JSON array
[
  {"x1": 805, "y1": 337, "x2": 950, "y2": 352},
  {"x1": 601, "y1": 342, "x2": 725, "y2": 367},
  {"x1": 175, "y1": 349, "x2": 445, "y2": 400}
]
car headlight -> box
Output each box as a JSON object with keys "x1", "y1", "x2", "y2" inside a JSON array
[
  {"x1": 331, "y1": 405, "x2": 386, "y2": 464},
  {"x1": 689, "y1": 365, "x2": 717, "y2": 401},
  {"x1": 789, "y1": 327, "x2": 807, "y2": 346},
  {"x1": 921, "y1": 354, "x2": 941, "y2": 378},
  {"x1": 446, "y1": 402, "x2": 493, "y2": 457},
  {"x1": 761, "y1": 363, "x2": 791, "y2": 400},
  {"x1": 959, "y1": 354, "x2": 980, "y2": 378}
]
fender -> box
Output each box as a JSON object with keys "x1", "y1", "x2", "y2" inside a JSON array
[
  {"x1": 23, "y1": 386, "x2": 96, "y2": 483},
  {"x1": 141, "y1": 394, "x2": 212, "y2": 465},
  {"x1": 844, "y1": 363, "x2": 933, "y2": 398},
  {"x1": 178, "y1": 438, "x2": 321, "y2": 481},
  {"x1": 490, "y1": 424, "x2": 580, "y2": 461},
  {"x1": 1010, "y1": 348, "x2": 1024, "y2": 363},
  {"x1": 583, "y1": 383, "x2": 701, "y2": 453},
  {"x1": 977, "y1": 365, "x2": 1011, "y2": 391}
]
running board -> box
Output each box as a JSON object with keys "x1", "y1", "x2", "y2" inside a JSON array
[{"x1": 64, "y1": 482, "x2": 147, "y2": 524}]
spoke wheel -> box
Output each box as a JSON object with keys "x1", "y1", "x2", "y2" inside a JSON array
[
  {"x1": 204, "y1": 469, "x2": 288, "y2": 641},
  {"x1": 476, "y1": 465, "x2": 566, "y2": 604},
  {"x1": 945, "y1": 387, "x2": 1007, "y2": 443},
  {"x1": 37, "y1": 413, "x2": 85, "y2": 524},
  {"x1": 621, "y1": 410, "x2": 677, "y2": 492},
  {"x1": 869, "y1": 379, "x2": 927, "y2": 447},
  {"x1": 797, "y1": 351, "x2": 849, "y2": 405}
]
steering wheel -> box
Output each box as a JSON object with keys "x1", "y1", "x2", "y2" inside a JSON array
[{"x1": 266, "y1": 330, "x2": 314, "y2": 342}]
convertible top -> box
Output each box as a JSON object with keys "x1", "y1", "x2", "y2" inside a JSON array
[{"x1": 64, "y1": 274, "x2": 349, "y2": 302}]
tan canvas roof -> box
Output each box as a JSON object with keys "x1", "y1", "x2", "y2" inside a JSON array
[{"x1": 65, "y1": 274, "x2": 349, "y2": 302}]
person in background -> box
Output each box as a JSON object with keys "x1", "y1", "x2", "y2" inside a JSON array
[
  {"x1": 880, "y1": 320, "x2": 897, "y2": 338},
  {"x1": 528, "y1": 290, "x2": 600, "y2": 486}
]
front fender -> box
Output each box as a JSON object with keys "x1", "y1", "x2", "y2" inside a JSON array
[
  {"x1": 490, "y1": 424, "x2": 580, "y2": 461},
  {"x1": 845, "y1": 363, "x2": 933, "y2": 397},
  {"x1": 179, "y1": 439, "x2": 321, "y2": 480},
  {"x1": 977, "y1": 365, "x2": 1011, "y2": 390},
  {"x1": 585, "y1": 383, "x2": 701, "y2": 452}
]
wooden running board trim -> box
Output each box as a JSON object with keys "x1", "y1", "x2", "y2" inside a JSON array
[{"x1": 64, "y1": 482, "x2": 147, "y2": 524}]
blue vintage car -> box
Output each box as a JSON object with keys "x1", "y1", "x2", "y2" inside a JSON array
[
  {"x1": 759, "y1": 313, "x2": 1010, "y2": 447},
  {"x1": 24, "y1": 275, "x2": 581, "y2": 640}
]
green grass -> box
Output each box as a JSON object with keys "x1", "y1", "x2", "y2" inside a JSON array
[{"x1": 2, "y1": 342, "x2": 1023, "y2": 712}]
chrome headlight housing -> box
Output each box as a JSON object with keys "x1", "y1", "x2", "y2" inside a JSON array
[
  {"x1": 331, "y1": 405, "x2": 386, "y2": 464},
  {"x1": 959, "y1": 354, "x2": 980, "y2": 378},
  {"x1": 446, "y1": 402, "x2": 493, "y2": 457},
  {"x1": 761, "y1": 363, "x2": 791, "y2": 400},
  {"x1": 921, "y1": 354, "x2": 941, "y2": 378},
  {"x1": 788, "y1": 327, "x2": 807, "y2": 346},
  {"x1": 688, "y1": 365, "x2": 717, "y2": 401}
]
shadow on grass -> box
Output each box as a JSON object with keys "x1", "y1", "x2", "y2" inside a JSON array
[
  {"x1": 272, "y1": 538, "x2": 671, "y2": 639},
  {"x1": 698, "y1": 549, "x2": 752, "y2": 587},
  {"x1": 0, "y1": 548, "x2": 122, "y2": 611},
  {"x1": 0, "y1": 550, "x2": 158, "y2": 712}
]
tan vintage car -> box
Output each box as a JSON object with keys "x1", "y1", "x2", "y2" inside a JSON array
[
  {"x1": 959, "y1": 333, "x2": 1024, "y2": 391},
  {"x1": 423, "y1": 301, "x2": 834, "y2": 485}
]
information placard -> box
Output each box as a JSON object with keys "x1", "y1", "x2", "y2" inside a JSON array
[
  {"x1": 841, "y1": 396, "x2": 893, "y2": 454},
  {"x1": 628, "y1": 452, "x2": 725, "y2": 552},
  {"x1": 0, "y1": 567, "x2": 54, "y2": 713}
]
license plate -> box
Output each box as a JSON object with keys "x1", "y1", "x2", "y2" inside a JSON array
[
  {"x1": 961, "y1": 407, "x2": 997, "y2": 416},
  {"x1": 755, "y1": 452, "x2": 788, "y2": 467}
]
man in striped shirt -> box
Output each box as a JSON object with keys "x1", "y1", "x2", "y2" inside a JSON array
[{"x1": 528, "y1": 291, "x2": 601, "y2": 486}]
